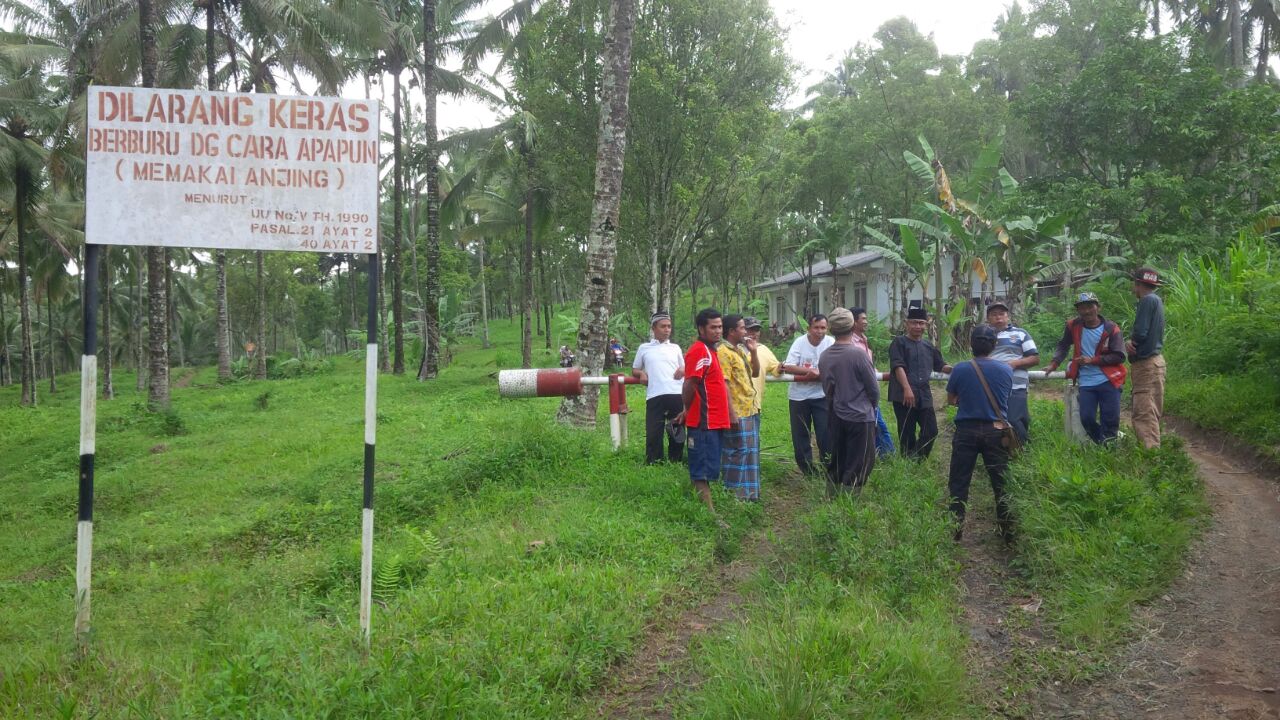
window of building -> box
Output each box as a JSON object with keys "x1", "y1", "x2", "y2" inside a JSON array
[{"x1": 853, "y1": 281, "x2": 868, "y2": 311}]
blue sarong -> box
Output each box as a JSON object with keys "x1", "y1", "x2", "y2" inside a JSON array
[{"x1": 721, "y1": 414, "x2": 761, "y2": 500}]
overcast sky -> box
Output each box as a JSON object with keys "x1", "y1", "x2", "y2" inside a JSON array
[
  {"x1": 437, "y1": 0, "x2": 1017, "y2": 130},
  {"x1": 773, "y1": 0, "x2": 1015, "y2": 95}
]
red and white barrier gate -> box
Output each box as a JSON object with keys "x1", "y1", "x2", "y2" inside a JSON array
[
  {"x1": 497, "y1": 368, "x2": 1068, "y2": 451},
  {"x1": 498, "y1": 368, "x2": 642, "y2": 450}
]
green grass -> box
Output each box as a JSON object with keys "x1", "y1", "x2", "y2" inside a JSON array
[
  {"x1": 1165, "y1": 368, "x2": 1280, "y2": 461},
  {"x1": 0, "y1": 324, "x2": 1206, "y2": 718},
  {"x1": 675, "y1": 455, "x2": 973, "y2": 719}
]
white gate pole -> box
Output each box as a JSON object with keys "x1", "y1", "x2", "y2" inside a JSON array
[
  {"x1": 360, "y1": 252, "x2": 379, "y2": 647},
  {"x1": 76, "y1": 244, "x2": 102, "y2": 648}
]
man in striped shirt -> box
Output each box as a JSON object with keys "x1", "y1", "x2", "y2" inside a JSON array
[{"x1": 985, "y1": 302, "x2": 1039, "y2": 443}]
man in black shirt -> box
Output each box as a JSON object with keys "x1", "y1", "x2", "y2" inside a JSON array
[{"x1": 888, "y1": 302, "x2": 952, "y2": 460}]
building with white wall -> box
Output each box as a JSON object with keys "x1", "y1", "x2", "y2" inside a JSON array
[{"x1": 754, "y1": 248, "x2": 1010, "y2": 328}]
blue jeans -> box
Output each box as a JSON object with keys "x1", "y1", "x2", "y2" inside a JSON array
[
  {"x1": 789, "y1": 398, "x2": 830, "y2": 474},
  {"x1": 687, "y1": 427, "x2": 723, "y2": 483},
  {"x1": 874, "y1": 407, "x2": 895, "y2": 457},
  {"x1": 1078, "y1": 382, "x2": 1121, "y2": 444}
]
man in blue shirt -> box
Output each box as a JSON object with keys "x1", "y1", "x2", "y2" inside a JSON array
[
  {"x1": 1045, "y1": 292, "x2": 1127, "y2": 444},
  {"x1": 946, "y1": 324, "x2": 1015, "y2": 543}
]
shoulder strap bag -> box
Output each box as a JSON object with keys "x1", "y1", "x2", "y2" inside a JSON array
[{"x1": 971, "y1": 359, "x2": 1021, "y2": 454}]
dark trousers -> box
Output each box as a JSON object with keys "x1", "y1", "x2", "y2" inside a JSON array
[
  {"x1": 1078, "y1": 382, "x2": 1121, "y2": 444},
  {"x1": 892, "y1": 402, "x2": 939, "y2": 460},
  {"x1": 789, "y1": 398, "x2": 830, "y2": 474},
  {"x1": 644, "y1": 394, "x2": 685, "y2": 464},
  {"x1": 826, "y1": 416, "x2": 876, "y2": 490},
  {"x1": 1008, "y1": 389, "x2": 1030, "y2": 443},
  {"x1": 948, "y1": 421, "x2": 1013, "y2": 535}
]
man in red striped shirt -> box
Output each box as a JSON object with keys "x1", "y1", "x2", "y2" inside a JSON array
[{"x1": 681, "y1": 308, "x2": 734, "y2": 520}]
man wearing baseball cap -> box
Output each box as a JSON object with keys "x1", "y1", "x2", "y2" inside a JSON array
[
  {"x1": 1127, "y1": 267, "x2": 1166, "y2": 448},
  {"x1": 985, "y1": 300, "x2": 1039, "y2": 443},
  {"x1": 1046, "y1": 292, "x2": 1128, "y2": 444}
]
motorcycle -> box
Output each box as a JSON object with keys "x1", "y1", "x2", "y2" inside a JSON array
[
  {"x1": 608, "y1": 347, "x2": 625, "y2": 368},
  {"x1": 559, "y1": 352, "x2": 576, "y2": 368}
]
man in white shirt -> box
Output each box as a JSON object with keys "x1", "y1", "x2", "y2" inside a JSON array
[
  {"x1": 780, "y1": 314, "x2": 834, "y2": 474},
  {"x1": 632, "y1": 312, "x2": 686, "y2": 464}
]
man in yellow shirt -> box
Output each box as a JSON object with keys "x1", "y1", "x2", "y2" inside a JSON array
[
  {"x1": 745, "y1": 317, "x2": 781, "y2": 416},
  {"x1": 718, "y1": 314, "x2": 761, "y2": 500}
]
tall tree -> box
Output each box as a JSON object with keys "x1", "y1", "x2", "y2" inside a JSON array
[
  {"x1": 416, "y1": 0, "x2": 440, "y2": 379},
  {"x1": 556, "y1": 0, "x2": 637, "y2": 427},
  {"x1": 139, "y1": 0, "x2": 169, "y2": 409},
  {"x1": 205, "y1": 0, "x2": 233, "y2": 382}
]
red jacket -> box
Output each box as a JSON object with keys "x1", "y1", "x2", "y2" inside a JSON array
[{"x1": 1052, "y1": 316, "x2": 1127, "y2": 389}]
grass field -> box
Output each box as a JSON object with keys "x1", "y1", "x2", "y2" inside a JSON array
[{"x1": 0, "y1": 319, "x2": 1204, "y2": 718}]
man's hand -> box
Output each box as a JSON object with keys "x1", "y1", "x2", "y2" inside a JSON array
[
  {"x1": 674, "y1": 411, "x2": 686, "y2": 426},
  {"x1": 674, "y1": 366, "x2": 684, "y2": 380},
  {"x1": 743, "y1": 336, "x2": 757, "y2": 353},
  {"x1": 902, "y1": 388, "x2": 917, "y2": 408},
  {"x1": 1125, "y1": 340, "x2": 1137, "y2": 355}
]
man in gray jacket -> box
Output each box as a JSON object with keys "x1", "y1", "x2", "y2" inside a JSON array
[{"x1": 818, "y1": 308, "x2": 881, "y2": 495}]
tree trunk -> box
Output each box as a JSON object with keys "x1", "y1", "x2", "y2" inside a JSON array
[
  {"x1": 417, "y1": 0, "x2": 442, "y2": 380},
  {"x1": 391, "y1": 66, "x2": 405, "y2": 374},
  {"x1": 141, "y1": 0, "x2": 168, "y2": 409},
  {"x1": 255, "y1": 251, "x2": 266, "y2": 379},
  {"x1": 146, "y1": 247, "x2": 169, "y2": 408},
  {"x1": 17, "y1": 189, "x2": 36, "y2": 406},
  {"x1": 478, "y1": 234, "x2": 491, "y2": 349},
  {"x1": 1229, "y1": 0, "x2": 1246, "y2": 83},
  {"x1": 521, "y1": 151, "x2": 535, "y2": 368},
  {"x1": 557, "y1": 0, "x2": 638, "y2": 426},
  {"x1": 166, "y1": 249, "x2": 183, "y2": 368},
  {"x1": 0, "y1": 272, "x2": 10, "y2": 386},
  {"x1": 134, "y1": 250, "x2": 145, "y2": 391},
  {"x1": 207, "y1": 3, "x2": 231, "y2": 382},
  {"x1": 1257, "y1": 28, "x2": 1269, "y2": 83},
  {"x1": 47, "y1": 295, "x2": 57, "y2": 394},
  {"x1": 102, "y1": 249, "x2": 114, "y2": 399},
  {"x1": 540, "y1": 239, "x2": 552, "y2": 349}
]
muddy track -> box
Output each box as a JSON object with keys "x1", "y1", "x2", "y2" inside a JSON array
[
  {"x1": 1030, "y1": 418, "x2": 1280, "y2": 720},
  {"x1": 590, "y1": 474, "x2": 809, "y2": 719},
  {"x1": 959, "y1": 413, "x2": 1280, "y2": 719}
]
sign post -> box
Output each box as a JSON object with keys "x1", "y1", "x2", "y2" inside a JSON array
[{"x1": 83, "y1": 86, "x2": 381, "y2": 647}]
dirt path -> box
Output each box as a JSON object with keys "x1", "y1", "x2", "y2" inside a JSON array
[
  {"x1": 1030, "y1": 419, "x2": 1280, "y2": 719},
  {"x1": 591, "y1": 476, "x2": 808, "y2": 719}
]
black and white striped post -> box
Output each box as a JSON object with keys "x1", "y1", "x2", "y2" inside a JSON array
[
  {"x1": 360, "y1": 252, "x2": 378, "y2": 647},
  {"x1": 76, "y1": 243, "x2": 102, "y2": 647}
]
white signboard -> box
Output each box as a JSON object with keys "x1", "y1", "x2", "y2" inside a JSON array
[{"x1": 86, "y1": 86, "x2": 380, "y2": 253}]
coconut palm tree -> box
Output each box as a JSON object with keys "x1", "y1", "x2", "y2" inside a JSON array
[
  {"x1": 557, "y1": 0, "x2": 638, "y2": 427},
  {"x1": 0, "y1": 30, "x2": 65, "y2": 406}
]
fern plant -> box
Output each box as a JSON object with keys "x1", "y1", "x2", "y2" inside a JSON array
[{"x1": 373, "y1": 555, "x2": 402, "y2": 602}]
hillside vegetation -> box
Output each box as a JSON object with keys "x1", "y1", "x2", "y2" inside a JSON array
[{"x1": 0, "y1": 320, "x2": 1203, "y2": 718}]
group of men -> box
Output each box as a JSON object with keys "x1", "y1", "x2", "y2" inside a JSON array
[{"x1": 627, "y1": 267, "x2": 1167, "y2": 536}]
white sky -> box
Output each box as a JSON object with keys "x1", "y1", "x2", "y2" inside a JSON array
[
  {"x1": 437, "y1": 0, "x2": 1018, "y2": 130},
  {"x1": 772, "y1": 0, "x2": 1016, "y2": 100}
]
